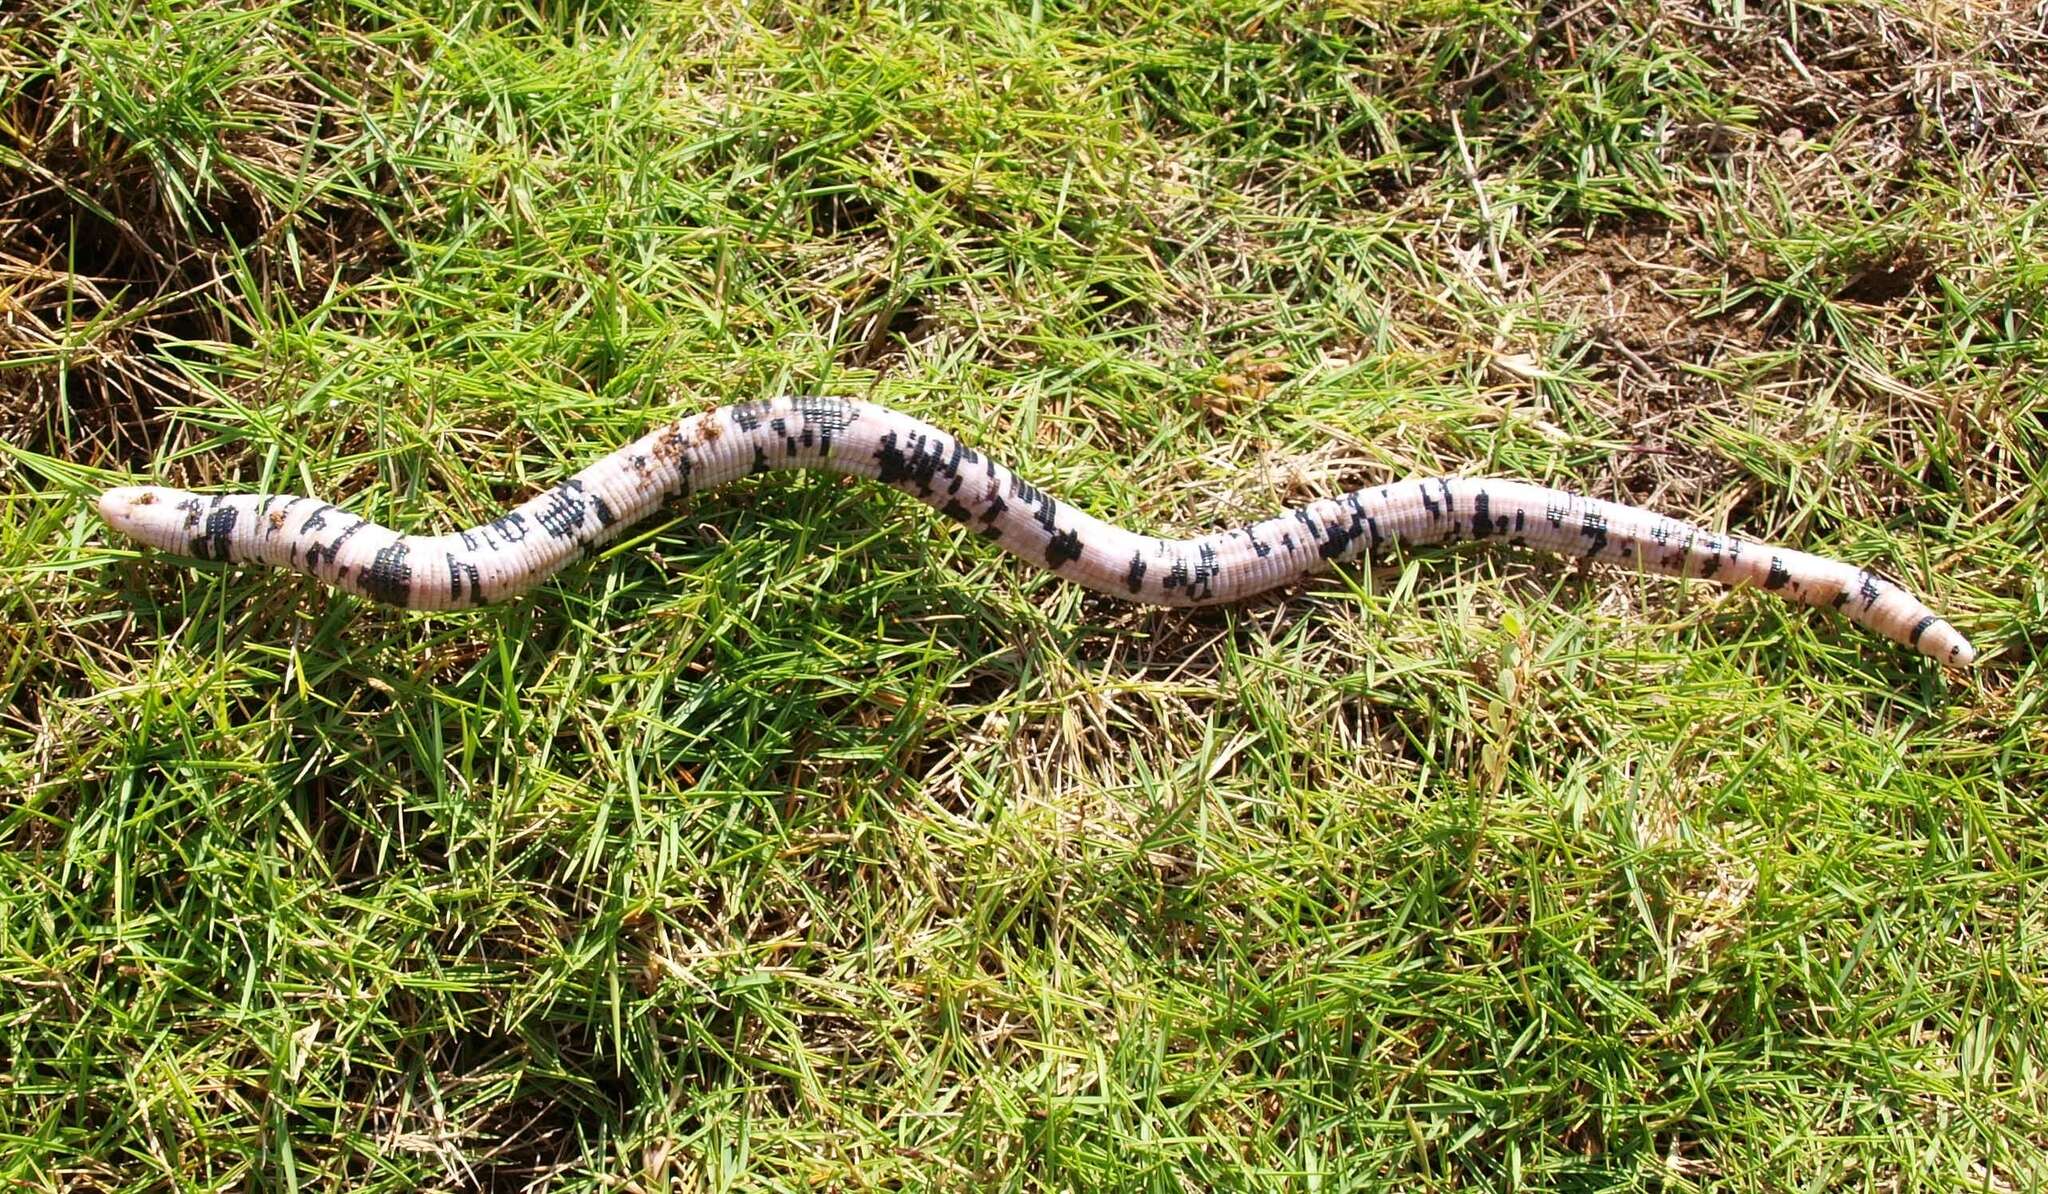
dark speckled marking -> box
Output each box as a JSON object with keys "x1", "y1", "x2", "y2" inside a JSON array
[
  {"x1": 303, "y1": 518, "x2": 367, "y2": 573},
  {"x1": 190, "y1": 504, "x2": 238, "y2": 562},
  {"x1": 1033, "y1": 497, "x2": 1060, "y2": 537},
  {"x1": 1579, "y1": 511, "x2": 1609, "y2": 557},
  {"x1": 793, "y1": 395, "x2": 858, "y2": 455},
  {"x1": 453, "y1": 556, "x2": 482, "y2": 604},
  {"x1": 97, "y1": 397, "x2": 1970, "y2": 666},
  {"x1": 360, "y1": 540, "x2": 413, "y2": 605},
  {"x1": 1046, "y1": 528, "x2": 1083, "y2": 569},
  {"x1": 875, "y1": 431, "x2": 953, "y2": 495},
  {"x1": 1319, "y1": 516, "x2": 1361, "y2": 560},
  {"x1": 1190, "y1": 543, "x2": 1220, "y2": 598},
  {"x1": 488, "y1": 510, "x2": 531, "y2": 544},
  {"x1": 535, "y1": 480, "x2": 591, "y2": 539},
  {"x1": 1471, "y1": 491, "x2": 1495, "y2": 537}
]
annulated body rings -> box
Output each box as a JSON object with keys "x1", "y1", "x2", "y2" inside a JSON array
[{"x1": 94, "y1": 396, "x2": 1975, "y2": 667}]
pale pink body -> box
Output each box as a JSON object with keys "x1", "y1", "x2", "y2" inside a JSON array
[{"x1": 95, "y1": 396, "x2": 1975, "y2": 667}]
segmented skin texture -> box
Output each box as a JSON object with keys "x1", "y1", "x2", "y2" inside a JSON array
[{"x1": 94, "y1": 396, "x2": 1976, "y2": 667}]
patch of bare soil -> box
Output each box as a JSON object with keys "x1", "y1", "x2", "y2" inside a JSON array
[
  {"x1": 1533, "y1": 223, "x2": 1765, "y2": 372},
  {"x1": 1682, "y1": 0, "x2": 2048, "y2": 163},
  {"x1": 0, "y1": 9, "x2": 399, "y2": 475},
  {"x1": 1514, "y1": 1, "x2": 2042, "y2": 521}
]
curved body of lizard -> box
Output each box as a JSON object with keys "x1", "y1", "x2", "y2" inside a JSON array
[{"x1": 94, "y1": 396, "x2": 1976, "y2": 667}]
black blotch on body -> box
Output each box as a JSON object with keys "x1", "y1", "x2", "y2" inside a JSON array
[
  {"x1": 447, "y1": 555, "x2": 482, "y2": 605},
  {"x1": 489, "y1": 511, "x2": 531, "y2": 544},
  {"x1": 1319, "y1": 493, "x2": 1373, "y2": 560},
  {"x1": 1700, "y1": 537, "x2": 1725, "y2": 578},
  {"x1": 1909, "y1": 615, "x2": 1937, "y2": 646},
  {"x1": 1471, "y1": 491, "x2": 1496, "y2": 537},
  {"x1": 1579, "y1": 511, "x2": 1610, "y2": 557},
  {"x1": 940, "y1": 500, "x2": 971, "y2": 523},
  {"x1": 792, "y1": 395, "x2": 858, "y2": 455},
  {"x1": 874, "y1": 431, "x2": 954, "y2": 496},
  {"x1": 360, "y1": 540, "x2": 413, "y2": 605},
  {"x1": 1858, "y1": 571, "x2": 1882, "y2": 609},
  {"x1": 1046, "y1": 528, "x2": 1083, "y2": 570},
  {"x1": 190, "y1": 504, "x2": 238, "y2": 562},
  {"x1": 1764, "y1": 556, "x2": 1790, "y2": 590},
  {"x1": 1190, "y1": 543, "x2": 1220, "y2": 599},
  {"x1": 729, "y1": 401, "x2": 770, "y2": 430},
  {"x1": 535, "y1": 480, "x2": 591, "y2": 540},
  {"x1": 1125, "y1": 553, "x2": 1147, "y2": 593},
  {"x1": 1033, "y1": 497, "x2": 1060, "y2": 536},
  {"x1": 303, "y1": 518, "x2": 367, "y2": 573},
  {"x1": 1419, "y1": 483, "x2": 1441, "y2": 520}
]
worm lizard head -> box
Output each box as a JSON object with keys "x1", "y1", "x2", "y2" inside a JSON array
[{"x1": 95, "y1": 485, "x2": 200, "y2": 553}]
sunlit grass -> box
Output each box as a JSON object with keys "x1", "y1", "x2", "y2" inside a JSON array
[{"x1": 1, "y1": 0, "x2": 2042, "y2": 1187}]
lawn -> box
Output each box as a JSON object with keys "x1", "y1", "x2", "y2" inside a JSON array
[{"x1": 2, "y1": 0, "x2": 2044, "y2": 1187}]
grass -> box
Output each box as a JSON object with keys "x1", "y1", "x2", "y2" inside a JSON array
[{"x1": 2, "y1": 0, "x2": 2044, "y2": 1187}]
